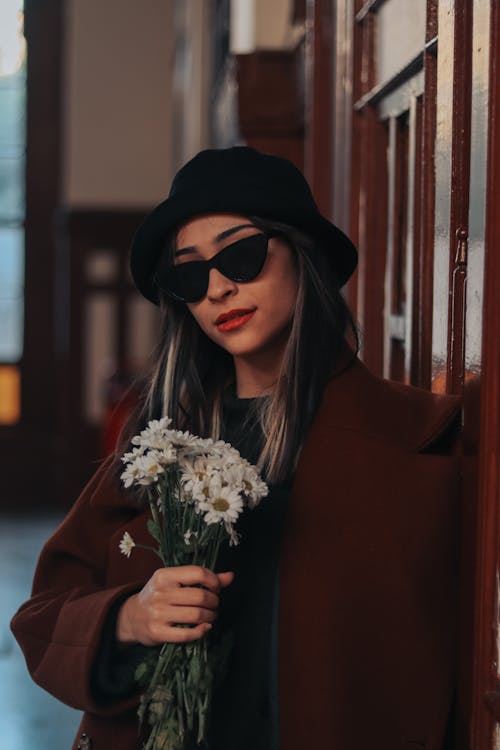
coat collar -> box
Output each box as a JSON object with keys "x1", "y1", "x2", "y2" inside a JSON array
[
  {"x1": 320, "y1": 345, "x2": 461, "y2": 452},
  {"x1": 89, "y1": 349, "x2": 461, "y2": 508}
]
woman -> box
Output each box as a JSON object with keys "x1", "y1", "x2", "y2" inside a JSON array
[{"x1": 11, "y1": 147, "x2": 462, "y2": 750}]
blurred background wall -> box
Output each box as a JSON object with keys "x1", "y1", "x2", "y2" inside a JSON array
[{"x1": 63, "y1": 0, "x2": 175, "y2": 208}]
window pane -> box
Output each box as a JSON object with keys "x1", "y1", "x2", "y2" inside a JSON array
[
  {"x1": 376, "y1": 0, "x2": 426, "y2": 85},
  {"x1": 0, "y1": 226, "x2": 24, "y2": 361},
  {"x1": 0, "y1": 66, "x2": 26, "y2": 221},
  {"x1": 0, "y1": 0, "x2": 26, "y2": 369},
  {"x1": 0, "y1": 71, "x2": 26, "y2": 148},
  {"x1": 0, "y1": 1, "x2": 26, "y2": 77},
  {"x1": 0, "y1": 155, "x2": 25, "y2": 220}
]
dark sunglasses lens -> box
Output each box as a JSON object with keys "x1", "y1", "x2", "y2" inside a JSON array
[
  {"x1": 157, "y1": 232, "x2": 270, "y2": 302},
  {"x1": 218, "y1": 233, "x2": 268, "y2": 280},
  {"x1": 162, "y1": 263, "x2": 208, "y2": 302}
]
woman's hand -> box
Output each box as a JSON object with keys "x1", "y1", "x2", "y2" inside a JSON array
[{"x1": 116, "y1": 566, "x2": 234, "y2": 646}]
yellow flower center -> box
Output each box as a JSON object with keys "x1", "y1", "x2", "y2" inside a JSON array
[
  {"x1": 243, "y1": 479, "x2": 252, "y2": 491},
  {"x1": 213, "y1": 497, "x2": 230, "y2": 512}
]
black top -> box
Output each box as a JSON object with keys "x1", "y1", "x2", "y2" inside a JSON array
[
  {"x1": 92, "y1": 385, "x2": 291, "y2": 750},
  {"x1": 210, "y1": 385, "x2": 291, "y2": 750}
]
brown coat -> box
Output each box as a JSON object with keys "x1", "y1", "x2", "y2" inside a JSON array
[{"x1": 11, "y1": 355, "x2": 462, "y2": 750}]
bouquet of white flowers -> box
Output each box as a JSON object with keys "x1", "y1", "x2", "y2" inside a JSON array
[{"x1": 119, "y1": 417, "x2": 269, "y2": 750}]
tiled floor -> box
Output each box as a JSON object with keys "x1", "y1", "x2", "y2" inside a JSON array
[{"x1": 1, "y1": 515, "x2": 81, "y2": 749}]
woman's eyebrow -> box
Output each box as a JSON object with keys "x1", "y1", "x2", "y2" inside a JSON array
[{"x1": 174, "y1": 224, "x2": 256, "y2": 258}]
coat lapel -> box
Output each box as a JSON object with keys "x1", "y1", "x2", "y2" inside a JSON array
[{"x1": 318, "y1": 349, "x2": 461, "y2": 452}]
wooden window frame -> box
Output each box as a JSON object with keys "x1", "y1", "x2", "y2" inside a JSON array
[
  {"x1": 0, "y1": 1, "x2": 64, "y2": 505},
  {"x1": 344, "y1": 0, "x2": 437, "y2": 384}
]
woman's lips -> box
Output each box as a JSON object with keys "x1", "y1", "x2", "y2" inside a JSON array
[{"x1": 216, "y1": 310, "x2": 256, "y2": 332}]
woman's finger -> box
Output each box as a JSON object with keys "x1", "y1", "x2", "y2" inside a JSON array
[
  {"x1": 163, "y1": 605, "x2": 217, "y2": 626},
  {"x1": 116, "y1": 567, "x2": 234, "y2": 645},
  {"x1": 217, "y1": 571, "x2": 235, "y2": 588},
  {"x1": 167, "y1": 587, "x2": 219, "y2": 609},
  {"x1": 152, "y1": 565, "x2": 224, "y2": 593}
]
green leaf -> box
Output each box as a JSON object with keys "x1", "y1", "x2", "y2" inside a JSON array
[
  {"x1": 135, "y1": 661, "x2": 150, "y2": 682},
  {"x1": 147, "y1": 518, "x2": 162, "y2": 544},
  {"x1": 189, "y1": 655, "x2": 201, "y2": 685}
]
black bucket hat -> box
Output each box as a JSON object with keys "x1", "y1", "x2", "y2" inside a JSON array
[{"x1": 130, "y1": 146, "x2": 358, "y2": 304}]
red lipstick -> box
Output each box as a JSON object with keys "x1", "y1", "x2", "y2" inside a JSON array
[{"x1": 215, "y1": 308, "x2": 256, "y2": 331}]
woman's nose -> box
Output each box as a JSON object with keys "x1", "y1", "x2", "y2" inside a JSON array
[{"x1": 206, "y1": 267, "x2": 238, "y2": 301}]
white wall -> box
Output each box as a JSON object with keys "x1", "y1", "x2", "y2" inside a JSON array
[{"x1": 62, "y1": 0, "x2": 175, "y2": 208}]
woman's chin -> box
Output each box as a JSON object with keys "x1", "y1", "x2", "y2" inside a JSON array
[{"x1": 218, "y1": 334, "x2": 289, "y2": 364}]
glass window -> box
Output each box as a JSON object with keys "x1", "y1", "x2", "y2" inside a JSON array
[
  {"x1": 0, "y1": 0, "x2": 26, "y2": 424},
  {"x1": 376, "y1": 0, "x2": 426, "y2": 85},
  {"x1": 0, "y1": 227, "x2": 24, "y2": 361}
]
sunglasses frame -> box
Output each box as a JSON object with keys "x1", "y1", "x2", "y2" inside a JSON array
[{"x1": 154, "y1": 231, "x2": 279, "y2": 303}]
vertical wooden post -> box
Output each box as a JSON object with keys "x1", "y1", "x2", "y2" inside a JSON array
[
  {"x1": 304, "y1": 0, "x2": 334, "y2": 216},
  {"x1": 471, "y1": 3, "x2": 500, "y2": 746}
]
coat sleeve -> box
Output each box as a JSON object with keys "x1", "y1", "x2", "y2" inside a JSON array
[{"x1": 10, "y1": 456, "x2": 145, "y2": 717}]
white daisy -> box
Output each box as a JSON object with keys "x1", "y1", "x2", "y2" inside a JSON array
[
  {"x1": 148, "y1": 444, "x2": 178, "y2": 466},
  {"x1": 131, "y1": 417, "x2": 173, "y2": 450},
  {"x1": 199, "y1": 482, "x2": 244, "y2": 525},
  {"x1": 208, "y1": 441, "x2": 242, "y2": 464},
  {"x1": 119, "y1": 531, "x2": 136, "y2": 557},
  {"x1": 121, "y1": 445, "x2": 145, "y2": 463},
  {"x1": 120, "y1": 459, "x2": 143, "y2": 488},
  {"x1": 166, "y1": 430, "x2": 204, "y2": 453},
  {"x1": 180, "y1": 456, "x2": 220, "y2": 499},
  {"x1": 222, "y1": 462, "x2": 269, "y2": 508},
  {"x1": 134, "y1": 454, "x2": 166, "y2": 485}
]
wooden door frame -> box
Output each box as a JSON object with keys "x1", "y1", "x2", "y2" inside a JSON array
[
  {"x1": 303, "y1": 0, "x2": 334, "y2": 216},
  {"x1": 471, "y1": 1, "x2": 500, "y2": 744}
]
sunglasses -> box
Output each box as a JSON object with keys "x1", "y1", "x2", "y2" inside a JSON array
[{"x1": 154, "y1": 231, "x2": 277, "y2": 303}]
